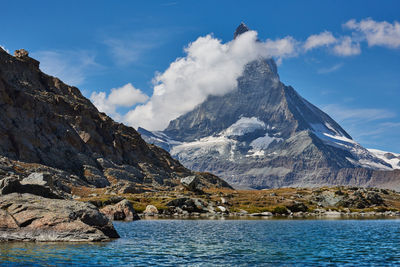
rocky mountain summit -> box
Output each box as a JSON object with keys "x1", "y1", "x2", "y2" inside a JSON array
[
  {"x1": 0, "y1": 47, "x2": 231, "y2": 241},
  {"x1": 139, "y1": 24, "x2": 400, "y2": 190}
]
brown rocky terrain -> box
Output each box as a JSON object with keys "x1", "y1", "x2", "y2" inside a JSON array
[{"x1": 77, "y1": 185, "x2": 400, "y2": 218}]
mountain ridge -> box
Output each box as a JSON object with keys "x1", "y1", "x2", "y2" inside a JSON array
[{"x1": 138, "y1": 24, "x2": 400, "y2": 190}]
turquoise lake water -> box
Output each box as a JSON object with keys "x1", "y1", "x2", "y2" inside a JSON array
[{"x1": 1, "y1": 219, "x2": 400, "y2": 266}]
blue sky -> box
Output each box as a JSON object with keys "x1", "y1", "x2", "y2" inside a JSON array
[{"x1": 1, "y1": 0, "x2": 400, "y2": 152}]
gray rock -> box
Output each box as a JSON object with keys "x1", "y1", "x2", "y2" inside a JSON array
[
  {"x1": 14, "y1": 49, "x2": 29, "y2": 58},
  {"x1": 0, "y1": 175, "x2": 63, "y2": 199},
  {"x1": 166, "y1": 197, "x2": 208, "y2": 213},
  {"x1": 217, "y1": 206, "x2": 227, "y2": 213},
  {"x1": 220, "y1": 197, "x2": 229, "y2": 205},
  {"x1": 100, "y1": 199, "x2": 140, "y2": 221},
  {"x1": 0, "y1": 193, "x2": 119, "y2": 241},
  {"x1": 21, "y1": 172, "x2": 71, "y2": 196},
  {"x1": 286, "y1": 202, "x2": 308, "y2": 212},
  {"x1": 180, "y1": 176, "x2": 199, "y2": 191},
  {"x1": 21, "y1": 172, "x2": 52, "y2": 186},
  {"x1": 82, "y1": 165, "x2": 110, "y2": 188},
  {"x1": 144, "y1": 205, "x2": 158, "y2": 215},
  {"x1": 250, "y1": 212, "x2": 273, "y2": 217}
]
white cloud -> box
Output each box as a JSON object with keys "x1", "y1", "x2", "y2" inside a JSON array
[
  {"x1": 90, "y1": 91, "x2": 120, "y2": 119},
  {"x1": 332, "y1": 36, "x2": 361, "y2": 56},
  {"x1": 322, "y1": 104, "x2": 398, "y2": 147},
  {"x1": 90, "y1": 83, "x2": 148, "y2": 120},
  {"x1": 104, "y1": 38, "x2": 157, "y2": 66},
  {"x1": 103, "y1": 29, "x2": 174, "y2": 66},
  {"x1": 123, "y1": 31, "x2": 298, "y2": 130},
  {"x1": 32, "y1": 50, "x2": 100, "y2": 86},
  {"x1": 88, "y1": 19, "x2": 400, "y2": 130},
  {"x1": 322, "y1": 104, "x2": 395, "y2": 122},
  {"x1": 345, "y1": 18, "x2": 400, "y2": 48},
  {"x1": 317, "y1": 63, "x2": 343, "y2": 74},
  {"x1": 108, "y1": 83, "x2": 149, "y2": 107},
  {"x1": 264, "y1": 36, "x2": 299, "y2": 59},
  {"x1": 380, "y1": 122, "x2": 400, "y2": 128},
  {"x1": 304, "y1": 31, "x2": 337, "y2": 51}
]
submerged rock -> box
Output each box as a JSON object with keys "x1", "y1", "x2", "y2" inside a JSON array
[{"x1": 0, "y1": 193, "x2": 119, "y2": 241}]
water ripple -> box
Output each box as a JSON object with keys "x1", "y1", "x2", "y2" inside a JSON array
[{"x1": 1, "y1": 219, "x2": 400, "y2": 266}]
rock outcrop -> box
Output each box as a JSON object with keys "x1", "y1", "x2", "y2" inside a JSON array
[
  {"x1": 143, "y1": 205, "x2": 158, "y2": 215},
  {"x1": 0, "y1": 193, "x2": 119, "y2": 241},
  {"x1": 0, "y1": 175, "x2": 63, "y2": 199},
  {"x1": 100, "y1": 199, "x2": 140, "y2": 221},
  {"x1": 0, "y1": 47, "x2": 231, "y2": 191}
]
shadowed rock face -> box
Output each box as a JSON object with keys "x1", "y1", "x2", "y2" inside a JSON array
[
  {"x1": 139, "y1": 24, "x2": 400, "y2": 190},
  {"x1": 0, "y1": 47, "x2": 231, "y2": 190},
  {"x1": 0, "y1": 193, "x2": 119, "y2": 241}
]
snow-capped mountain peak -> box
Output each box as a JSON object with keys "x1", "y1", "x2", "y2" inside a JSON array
[{"x1": 138, "y1": 24, "x2": 398, "y2": 189}]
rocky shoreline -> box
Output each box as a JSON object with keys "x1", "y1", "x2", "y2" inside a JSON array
[
  {"x1": 86, "y1": 185, "x2": 400, "y2": 223},
  {"x1": 0, "y1": 193, "x2": 119, "y2": 242},
  {"x1": 0, "y1": 173, "x2": 120, "y2": 242}
]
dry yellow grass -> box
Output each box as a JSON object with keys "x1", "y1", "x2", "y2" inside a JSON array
[{"x1": 73, "y1": 185, "x2": 400, "y2": 213}]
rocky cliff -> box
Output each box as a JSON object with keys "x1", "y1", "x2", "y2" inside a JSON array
[{"x1": 0, "y1": 47, "x2": 231, "y2": 192}]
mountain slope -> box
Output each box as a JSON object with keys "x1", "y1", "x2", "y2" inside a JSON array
[
  {"x1": 139, "y1": 24, "x2": 400, "y2": 190},
  {"x1": 0, "y1": 48, "x2": 231, "y2": 190}
]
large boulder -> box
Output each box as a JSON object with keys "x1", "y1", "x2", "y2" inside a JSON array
[
  {"x1": 180, "y1": 176, "x2": 200, "y2": 191},
  {"x1": 100, "y1": 199, "x2": 140, "y2": 221},
  {"x1": 286, "y1": 202, "x2": 309, "y2": 212},
  {"x1": 143, "y1": 205, "x2": 158, "y2": 215},
  {"x1": 22, "y1": 172, "x2": 71, "y2": 195},
  {"x1": 0, "y1": 175, "x2": 63, "y2": 199},
  {"x1": 0, "y1": 193, "x2": 119, "y2": 241}
]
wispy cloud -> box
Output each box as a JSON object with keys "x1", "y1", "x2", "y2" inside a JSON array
[
  {"x1": 317, "y1": 63, "x2": 343, "y2": 74},
  {"x1": 32, "y1": 50, "x2": 101, "y2": 86},
  {"x1": 344, "y1": 18, "x2": 400, "y2": 48},
  {"x1": 90, "y1": 83, "x2": 148, "y2": 121},
  {"x1": 161, "y1": 1, "x2": 178, "y2": 6},
  {"x1": 379, "y1": 122, "x2": 400, "y2": 128},
  {"x1": 322, "y1": 104, "x2": 398, "y2": 150},
  {"x1": 323, "y1": 104, "x2": 396, "y2": 122},
  {"x1": 103, "y1": 29, "x2": 174, "y2": 66},
  {"x1": 304, "y1": 31, "x2": 337, "y2": 51},
  {"x1": 104, "y1": 38, "x2": 158, "y2": 66},
  {"x1": 332, "y1": 36, "x2": 361, "y2": 56}
]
